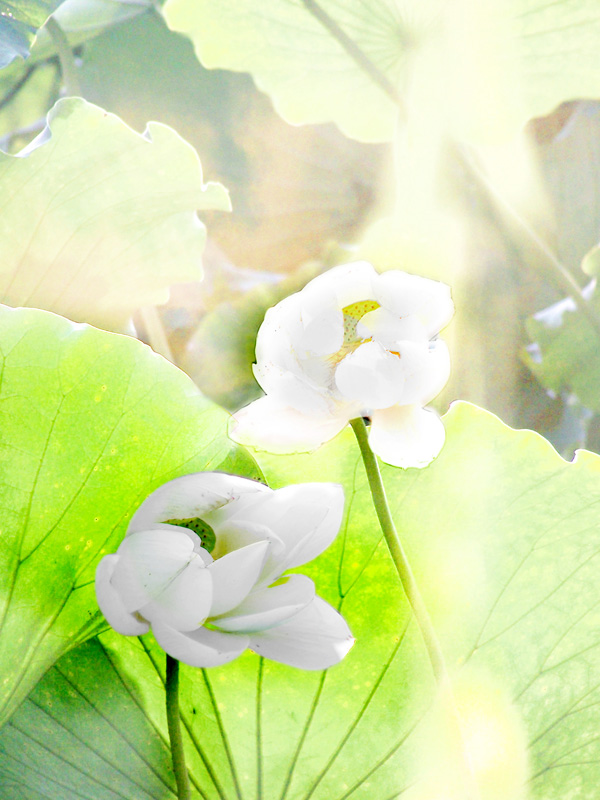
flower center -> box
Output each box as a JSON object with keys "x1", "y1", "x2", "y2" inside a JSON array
[
  {"x1": 342, "y1": 299, "x2": 380, "y2": 344},
  {"x1": 164, "y1": 517, "x2": 216, "y2": 553},
  {"x1": 327, "y1": 300, "x2": 381, "y2": 366}
]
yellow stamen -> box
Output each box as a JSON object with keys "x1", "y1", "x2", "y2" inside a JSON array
[
  {"x1": 326, "y1": 300, "x2": 381, "y2": 366},
  {"x1": 341, "y1": 300, "x2": 380, "y2": 344}
]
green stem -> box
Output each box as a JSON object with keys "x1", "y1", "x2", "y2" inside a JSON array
[
  {"x1": 45, "y1": 16, "x2": 81, "y2": 97},
  {"x1": 350, "y1": 417, "x2": 446, "y2": 682},
  {"x1": 166, "y1": 655, "x2": 192, "y2": 800},
  {"x1": 256, "y1": 657, "x2": 264, "y2": 800},
  {"x1": 350, "y1": 417, "x2": 480, "y2": 799}
]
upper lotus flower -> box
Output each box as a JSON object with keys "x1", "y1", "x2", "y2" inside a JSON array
[
  {"x1": 230, "y1": 262, "x2": 454, "y2": 468},
  {"x1": 95, "y1": 472, "x2": 353, "y2": 670}
]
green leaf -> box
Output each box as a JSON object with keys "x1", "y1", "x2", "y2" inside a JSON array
[
  {"x1": 0, "y1": 304, "x2": 255, "y2": 728},
  {"x1": 0, "y1": 96, "x2": 230, "y2": 332},
  {"x1": 0, "y1": 637, "x2": 178, "y2": 799},
  {"x1": 31, "y1": 0, "x2": 152, "y2": 59},
  {"x1": 162, "y1": 0, "x2": 600, "y2": 143},
  {"x1": 0, "y1": 0, "x2": 63, "y2": 68},
  {"x1": 254, "y1": 403, "x2": 600, "y2": 797},
  {"x1": 3, "y1": 403, "x2": 599, "y2": 797},
  {"x1": 523, "y1": 283, "x2": 600, "y2": 413},
  {"x1": 0, "y1": 59, "x2": 59, "y2": 149}
]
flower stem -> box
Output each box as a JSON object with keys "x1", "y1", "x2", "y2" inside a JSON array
[
  {"x1": 350, "y1": 417, "x2": 480, "y2": 799},
  {"x1": 350, "y1": 417, "x2": 447, "y2": 681},
  {"x1": 165, "y1": 654, "x2": 192, "y2": 800},
  {"x1": 45, "y1": 16, "x2": 81, "y2": 97}
]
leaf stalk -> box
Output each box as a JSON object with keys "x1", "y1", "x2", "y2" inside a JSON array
[
  {"x1": 166, "y1": 655, "x2": 192, "y2": 800},
  {"x1": 44, "y1": 16, "x2": 81, "y2": 97}
]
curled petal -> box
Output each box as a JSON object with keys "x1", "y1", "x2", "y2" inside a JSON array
[
  {"x1": 137, "y1": 556, "x2": 212, "y2": 632},
  {"x1": 127, "y1": 472, "x2": 269, "y2": 535},
  {"x1": 145, "y1": 523, "x2": 214, "y2": 563},
  {"x1": 230, "y1": 396, "x2": 350, "y2": 454},
  {"x1": 213, "y1": 574, "x2": 315, "y2": 633},
  {"x1": 227, "y1": 483, "x2": 345, "y2": 583},
  {"x1": 111, "y1": 529, "x2": 201, "y2": 612},
  {"x1": 369, "y1": 404, "x2": 445, "y2": 468},
  {"x1": 335, "y1": 341, "x2": 405, "y2": 409},
  {"x1": 249, "y1": 596, "x2": 354, "y2": 670},
  {"x1": 95, "y1": 555, "x2": 150, "y2": 636},
  {"x1": 374, "y1": 271, "x2": 453, "y2": 337},
  {"x1": 211, "y1": 518, "x2": 284, "y2": 557},
  {"x1": 207, "y1": 540, "x2": 270, "y2": 616},
  {"x1": 152, "y1": 622, "x2": 249, "y2": 668}
]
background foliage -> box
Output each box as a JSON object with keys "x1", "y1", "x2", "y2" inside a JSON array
[{"x1": 0, "y1": 1, "x2": 599, "y2": 798}]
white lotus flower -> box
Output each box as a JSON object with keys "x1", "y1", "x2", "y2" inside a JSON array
[
  {"x1": 95, "y1": 472, "x2": 353, "y2": 670},
  {"x1": 230, "y1": 261, "x2": 454, "y2": 468}
]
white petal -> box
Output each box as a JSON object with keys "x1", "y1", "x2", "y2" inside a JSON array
[
  {"x1": 111, "y1": 529, "x2": 199, "y2": 612},
  {"x1": 356, "y1": 308, "x2": 428, "y2": 347},
  {"x1": 395, "y1": 339, "x2": 451, "y2": 405},
  {"x1": 211, "y1": 518, "x2": 284, "y2": 558},
  {"x1": 207, "y1": 540, "x2": 270, "y2": 616},
  {"x1": 249, "y1": 596, "x2": 354, "y2": 670},
  {"x1": 374, "y1": 271, "x2": 454, "y2": 337},
  {"x1": 152, "y1": 622, "x2": 249, "y2": 668},
  {"x1": 255, "y1": 293, "x2": 305, "y2": 370},
  {"x1": 298, "y1": 288, "x2": 344, "y2": 356},
  {"x1": 213, "y1": 574, "x2": 315, "y2": 632},
  {"x1": 335, "y1": 341, "x2": 405, "y2": 409},
  {"x1": 230, "y1": 396, "x2": 350, "y2": 454},
  {"x1": 95, "y1": 555, "x2": 150, "y2": 636},
  {"x1": 305, "y1": 261, "x2": 379, "y2": 308},
  {"x1": 212, "y1": 520, "x2": 286, "y2": 590},
  {"x1": 226, "y1": 483, "x2": 344, "y2": 583},
  {"x1": 147, "y1": 523, "x2": 214, "y2": 563},
  {"x1": 127, "y1": 473, "x2": 269, "y2": 535},
  {"x1": 369, "y1": 404, "x2": 446, "y2": 468},
  {"x1": 138, "y1": 557, "x2": 213, "y2": 632},
  {"x1": 252, "y1": 362, "x2": 331, "y2": 414}
]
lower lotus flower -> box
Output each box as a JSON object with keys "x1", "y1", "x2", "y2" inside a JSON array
[
  {"x1": 95, "y1": 472, "x2": 353, "y2": 670},
  {"x1": 230, "y1": 261, "x2": 454, "y2": 468}
]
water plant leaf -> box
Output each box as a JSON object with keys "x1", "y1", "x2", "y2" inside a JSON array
[
  {"x1": 163, "y1": 0, "x2": 600, "y2": 143},
  {"x1": 2, "y1": 403, "x2": 598, "y2": 797},
  {"x1": 0, "y1": 97, "x2": 230, "y2": 332},
  {"x1": 0, "y1": 304, "x2": 255, "y2": 727}
]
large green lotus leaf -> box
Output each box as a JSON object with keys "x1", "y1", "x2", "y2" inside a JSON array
[
  {"x1": 523, "y1": 283, "x2": 600, "y2": 413},
  {"x1": 0, "y1": 96, "x2": 230, "y2": 332},
  {"x1": 0, "y1": 530, "x2": 430, "y2": 799},
  {"x1": 0, "y1": 637, "x2": 178, "y2": 799},
  {"x1": 162, "y1": 0, "x2": 600, "y2": 143},
  {"x1": 0, "y1": 0, "x2": 63, "y2": 68},
  {"x1": 255, "y1": 402, "x2": 600, "y2": 798},
  {"x1": 3, "y1": 403, "x2": 599, "y2": 797},
  {"x1": 0, "y1": 304, "x2": 257, "y2": 729}
]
